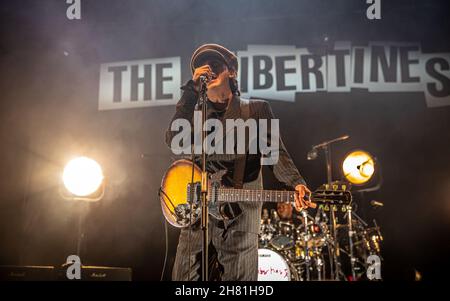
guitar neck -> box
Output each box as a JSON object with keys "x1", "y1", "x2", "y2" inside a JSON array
[
  {"x1": 215, "y1": 187, "x2": 351, "y2": 205},
  {"x1": 217, "y1": 188, "x2": 296, "y2": 203}
]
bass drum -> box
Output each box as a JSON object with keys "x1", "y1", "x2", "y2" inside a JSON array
[{"x1": 257, "y1": 248, "x2": 298, "y2": 281}]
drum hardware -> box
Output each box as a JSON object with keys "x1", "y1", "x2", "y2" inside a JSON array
[
  {"x1": 316, "y1": 182, "x2": 353, "y2": 280},
  {"x1": 278, "y1": 221, "x2": 295, "y2": 237},
  {"x1": 316, "y1": 256, "x2": 324, "y2": 281},
  {"x1": 270, "y1": 235, "x2": 295, "y2": 251},
  {"x1": 300, "y1": 210, "x2": 311, "y2": 281},
  {"x1": 360, "y1": 226, "x2": 383, "y2": 256},
  {"x1": 295, "y1": 216, "x2": 327, "y2": 249},
  {"x1": 259, "y1": 221, "x2": 276, "y2": 247},
  {"x1": 371, "y1": 219, "x2": 383, "y2": 255},
  {"x1": 346, "y1": 205, "x2": 357, "y2": 280},
  {"x1": 262, "y1": 208, "x2": 270, "y2": 221},
  {"x1": 307, "y1": 135, "x2": 350, "y2": 280},
  {"x1": 333, "y1": 245, "x2": 366, "y2": 274},
  {"x1": 271, "y1": 209, "x2": 280, "y2": 222},
  {"x1": 257, "y1": 199, "x2": 383, "y2": 281}
]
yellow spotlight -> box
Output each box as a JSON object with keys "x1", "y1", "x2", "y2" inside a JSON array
[
  {"x1": 342, "y1": 150, "x2": 375, "y2": 185},
  {"x1": 62, "y1": 156, "x2": 104, "y2": 197}
]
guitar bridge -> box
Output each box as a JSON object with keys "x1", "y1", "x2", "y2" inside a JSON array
[{"x1": 174, "y1": 204, "x2": 194, "y2": 227}]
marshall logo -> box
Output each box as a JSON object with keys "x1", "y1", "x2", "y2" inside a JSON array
[{"x1": 90, "y1": 272, "x2": 107, "y2": 278}]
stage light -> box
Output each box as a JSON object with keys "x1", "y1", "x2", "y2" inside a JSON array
[
  {"x1": 62, "y1": 156, "x2": 104, "y2": 197},
  {"x1": 342, "y1": 150, "x2": 375, "y2": 185}
]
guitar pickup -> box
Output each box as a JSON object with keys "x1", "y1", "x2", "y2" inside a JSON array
[{"x1": 187, "y1": 182, "x2": 201, "y2": 204}]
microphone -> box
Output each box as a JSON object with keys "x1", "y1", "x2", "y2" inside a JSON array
[
  {"x1": 307, "y1": 148, "x2": 318, "y2": 160},
  {"x1": 199, "y1": 75, "x2": 210, "y2": 83},
  {"x1": 199, "y1": 69, "x2": 217, "y2": 84},
  {"x1": 307, "y1": 135, "x2": 350, "y2": 160},
  {"x1": 370, "y1": 200, "x2": 384, "y2": 207},
  {"x1": 198, "y1": 75, "x2": 212, "y2": 95}
]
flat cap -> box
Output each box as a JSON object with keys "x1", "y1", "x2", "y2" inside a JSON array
[{"x1": 190, "y1": 43, "x2": 238, "y2": 74}]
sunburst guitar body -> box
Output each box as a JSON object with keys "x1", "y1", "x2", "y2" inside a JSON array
[{"x1": 160, "y1": 159, "x2": 351, "y2": 228}]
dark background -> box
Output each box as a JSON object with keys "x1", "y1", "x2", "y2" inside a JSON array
[{"x1": 0, "y1": 0, "x2": 449, "y2": 281}]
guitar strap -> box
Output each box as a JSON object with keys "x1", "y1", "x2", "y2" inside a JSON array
[
  {"x1": 220, "y1": 98, "x2": 250, "y2": 226},
  {"x1": 232, "y1": 98, "x2": 250, "y2": 189}
]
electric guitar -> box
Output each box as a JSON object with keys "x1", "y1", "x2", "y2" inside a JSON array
[{"x1": 160, "y1": 159, "x2": 351, "y2": 228}]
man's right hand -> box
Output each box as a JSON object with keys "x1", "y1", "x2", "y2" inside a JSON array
[{"x1": 192, "y1": 65, "x2": 215, "y2": 92}]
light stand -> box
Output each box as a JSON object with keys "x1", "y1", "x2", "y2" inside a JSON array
[
  {"x1": 341, "y1": 150, "x2": 383, "y2": 279},
  {"x1": 76, "y1": 203, "x2": 88, "y2": 257},
  {"x1": 60, "y1": 184, "x2": 105, "y2": 259}
]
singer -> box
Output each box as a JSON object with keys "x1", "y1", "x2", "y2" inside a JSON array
[{"x1": 165, "y1": 43, "x2": 313, "y2": 281}]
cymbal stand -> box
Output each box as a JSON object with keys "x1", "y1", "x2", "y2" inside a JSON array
[
  {"x1": 347, "y1": 205, "x2": 357, "y2": 280},
  {"x1": 301, "y1": 210, "x2": 311, "y2": 281}
]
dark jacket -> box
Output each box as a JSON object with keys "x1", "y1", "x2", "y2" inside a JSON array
[{"x1": 165, "y1": 80, "x2": 306, "y2": 233}]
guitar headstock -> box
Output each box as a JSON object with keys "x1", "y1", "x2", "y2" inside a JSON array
[
  {"x1": 313, "y1": 181, "x2": 353, "y2": 205},
  {"x1": 319, "y1": 181, "x2": 351, "y2": 191}
]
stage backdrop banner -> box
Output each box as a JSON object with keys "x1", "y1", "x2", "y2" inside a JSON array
[
  {"x1": 98, "y1": 42, "x2": 450, "y2": 110},
  {"x1": 98, "y1": 57, "x2": 181, "y2": 110}
]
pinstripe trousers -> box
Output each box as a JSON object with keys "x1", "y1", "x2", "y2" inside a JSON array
[
  {"x1": 172, "y1": 174, "x2": 263, "y2": 281},
  {"x1": 171, "y1": 222, "x2": 259, "y2": 281}
]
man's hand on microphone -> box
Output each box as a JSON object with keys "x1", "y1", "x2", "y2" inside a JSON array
[{"x1": 193, "y1": 65, "x2": 215, "y2": 92}]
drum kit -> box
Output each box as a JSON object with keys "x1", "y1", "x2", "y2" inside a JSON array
[{"x1": 257, "y1": 190, "x2": 383, "y2": 281}]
